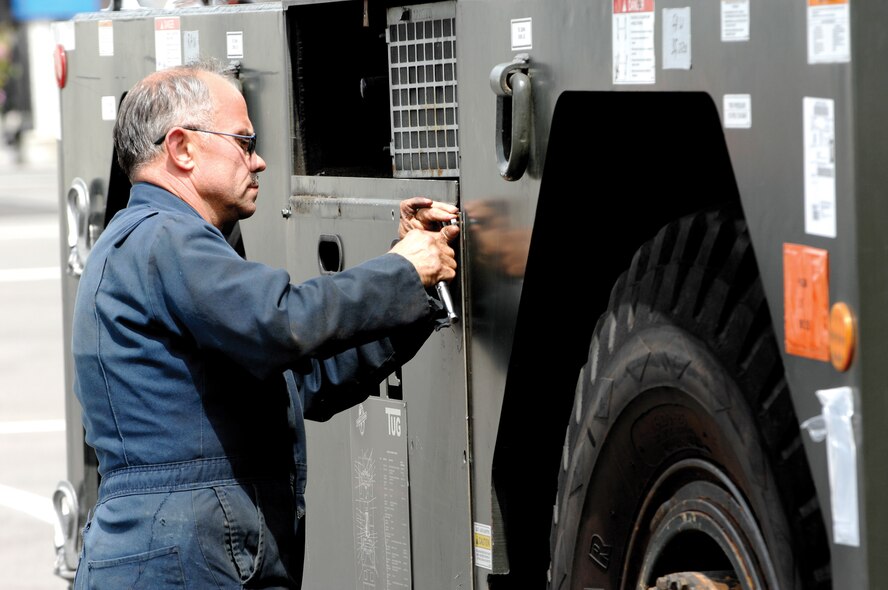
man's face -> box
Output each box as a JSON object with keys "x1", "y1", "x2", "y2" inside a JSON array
[{"x1": 191, "y1": 73, "x2": 267, "y2": 228}]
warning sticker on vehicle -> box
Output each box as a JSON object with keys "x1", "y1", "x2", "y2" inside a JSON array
[
  {"x1": 98, "y1": 20, "x2": 113, "y2": 57},
  {"x1": 783, "y1": 243, "x2": 830, "y2": 361},
  {"x1": 807, "y1": 0, "x2": 850, "y2": 64},
  {"x1": 154, "y1": 17, "x2": 182, "y2": 72},
  {"x1": 473, "y1": 522, "x2": 493, "y2": 570},
  {"x1": 723, "y1": 94, "x2": 751, "y2": 129},
  {"x1": 722, "y1": 94, "x2": 752, "y2": 129},
  {"x1": 803, "y1": 97, "x2": 837, "y2": 238},
  {"x1": 613, "y1": 0, "x2": 656, "y2": 85},
  {"x1": 721, "y1": 0, "x2": 750, "y2": 42}
]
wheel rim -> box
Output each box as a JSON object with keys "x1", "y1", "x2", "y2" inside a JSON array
[{"x1": 623, "y1": 458, "x2": 780, "y2": 590}]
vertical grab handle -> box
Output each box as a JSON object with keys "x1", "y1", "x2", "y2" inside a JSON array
[{"x1": 490, "y1": 54, "x2": 532, "y2": 181}]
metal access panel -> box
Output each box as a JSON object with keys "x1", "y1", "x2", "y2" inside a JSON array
[
  {"x1": 349, "y1": 397, "x2": 412, "y2": 588},
  {"x1": 286, "y1": 176, "x2": 471, "y2": 588}
]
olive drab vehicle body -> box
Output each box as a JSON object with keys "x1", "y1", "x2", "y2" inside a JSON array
[{"x1": 53, "y1": 1, "x2": 888, "y2": 588}]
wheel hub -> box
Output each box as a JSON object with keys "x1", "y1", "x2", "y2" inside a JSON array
[{"x1": 625, "y1": 458, "x2": 780, "y2": 590}]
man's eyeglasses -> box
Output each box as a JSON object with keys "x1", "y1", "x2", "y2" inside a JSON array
[{"x1": 154, "y1": 127, "x2": 257, "y2": 156}]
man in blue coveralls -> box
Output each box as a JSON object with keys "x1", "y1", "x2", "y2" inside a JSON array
[{"x1": 71, "y1": 60, "x2": 459, "y2": 589}]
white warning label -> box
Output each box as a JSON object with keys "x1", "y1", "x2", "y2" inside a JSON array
[
  {"x1": 723, "y1": 94, "x2": 751, "y2": 129},
  {"x1": 721, "y1": 0, "x2": 750, "y2": 42},
  {"x1": 613, "y1": 0, "x2": 656, "y2": 85},
  {"x1": 473, "y1": 522, "x2": 493, "y2": 570},
  {"x1": 807, "y1": 0, "x2": 851, "y2": 64},
  {"x1": 154, "y1": 17, "x2": 182, "y2": 72},
  {"x1": 803, "y1": 97, "x2": 837, "y2": 238}
]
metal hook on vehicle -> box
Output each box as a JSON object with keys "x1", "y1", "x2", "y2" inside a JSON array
[
  {"x1": 65, "y1": 177, "x2": 92, "y2": 277},
  {"x1": 52, "y1": 481, "x2": 80, "y2": 581},
  {"x1": 489, "y1": 54, "x2": 532, "y2": 181}
]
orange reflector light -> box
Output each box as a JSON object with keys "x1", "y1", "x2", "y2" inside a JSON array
[{"x1": 829, "y1": 301, "x2": 855, "y2": 372}]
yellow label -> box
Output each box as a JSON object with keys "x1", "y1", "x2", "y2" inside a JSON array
[{"x1": 474, "y1": 532, "x2": 492, "y2": 550}]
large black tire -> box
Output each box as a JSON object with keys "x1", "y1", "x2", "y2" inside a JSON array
[{"x1": 548, "y1": 210, "x2": 830, "y2": 590}]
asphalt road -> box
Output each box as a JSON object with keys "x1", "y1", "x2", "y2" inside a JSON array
[{"x1": 0, "y1": 151, "x2": 70, "y2": 590}]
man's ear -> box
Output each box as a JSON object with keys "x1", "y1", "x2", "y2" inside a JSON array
[{"x1": 163, "y1": 128, "x2": 196, "y2": 171}]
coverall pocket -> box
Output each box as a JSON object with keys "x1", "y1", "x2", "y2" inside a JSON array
[
  {"x1": 85, "y1": 545, "x2": 185, "y2": 589},
  {"x1": 212, "y1": 483, "x2": 266, "y2": 583}
]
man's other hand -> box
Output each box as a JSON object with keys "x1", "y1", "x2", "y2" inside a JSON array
[{"x1": 399, "y1": 197, "x2": 459, "y2": 239}]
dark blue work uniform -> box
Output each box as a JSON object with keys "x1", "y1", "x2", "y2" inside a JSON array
[{"x1": 72, "y1": 183, "x2": 440, "y2": 589}]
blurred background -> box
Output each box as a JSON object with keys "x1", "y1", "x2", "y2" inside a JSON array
[
  {"x1": 1, "y1": 1, "x2": 100, "y2": 589},
  {"x1": 1, "y1": 0, "x2": 107, "y2": 166}
]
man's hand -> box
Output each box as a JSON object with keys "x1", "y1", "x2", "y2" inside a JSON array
[
  {"x1": 399, "y1": 197, "x2": 459, "y2": 239},
  {"x1": 390, "y1": 224, "x2": 460, "y2": 288}
]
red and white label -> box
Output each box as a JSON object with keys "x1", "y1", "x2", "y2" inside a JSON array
[
  {"x1": 613, "y1": 0, "x2": 655, "y2": 84},
  {"x1": 613, "y1": 0, "x2": 654, "y2": 13},
  {"x1": 154, "y1": 17, "x2": 182, "y2": 71},
  {"x1": 807, "y1": 0, "x2": 850, "y2": 64}
]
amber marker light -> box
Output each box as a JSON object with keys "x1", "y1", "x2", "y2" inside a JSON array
[{"x1": 829, "y1": 301, "x2": 855, "y2": 372}]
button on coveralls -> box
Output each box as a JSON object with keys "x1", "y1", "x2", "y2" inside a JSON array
[{"x1": 72, "y1": 183, "x2": 440, "y2": 588}]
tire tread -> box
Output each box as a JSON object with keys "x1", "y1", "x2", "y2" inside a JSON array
[{"x1": 548, "y1": 208, "x2": 830, "y2": 590}]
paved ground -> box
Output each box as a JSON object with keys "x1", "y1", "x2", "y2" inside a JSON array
[{"x1": 0, "y1": 145, "x2": 71, "y2": 590}]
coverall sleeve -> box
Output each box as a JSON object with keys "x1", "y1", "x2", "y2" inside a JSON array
[
  {"x1": 146, "y1": 216, "x2": 437, "y2": 380},
  {"x1": 292, "y1": 308, "x2": 441, "y2": 421}
]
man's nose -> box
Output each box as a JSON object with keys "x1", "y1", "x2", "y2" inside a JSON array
[{"x1": 253, "y1": 153, "x2": 267, "y2": 172}]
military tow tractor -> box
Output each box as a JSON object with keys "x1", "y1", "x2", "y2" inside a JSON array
[{"x1": 54, "y1": 1, "x2": 885, "y2": 588}]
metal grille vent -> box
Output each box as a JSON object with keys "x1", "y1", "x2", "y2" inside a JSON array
[{"x1": 386, "y1": 3, "x2": 458, "y2": 178}]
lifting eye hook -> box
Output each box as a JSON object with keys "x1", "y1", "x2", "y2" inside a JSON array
[{"x1": 489, "y1": 54, "x2": 532, "y2": 181}]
